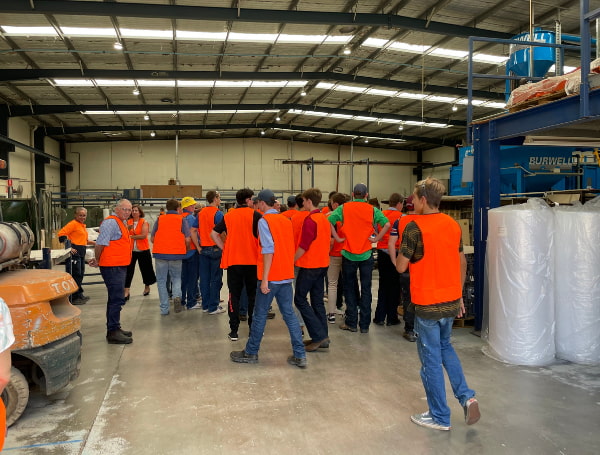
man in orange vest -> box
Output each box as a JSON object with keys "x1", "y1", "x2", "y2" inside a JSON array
[
  {"x1": 198, "y1": 190, "x2": 225, "y2": 314},
  {"x1": 328, "y1": 183, "x2": 390, "y2": 333},
  {"x1": 58, "y1": 207, "x2": 96, "y2": 305},
  {"x1": 294, "y1": 188, "x2": 331, "y2": 352},
  {"x1": 396, "y1": 178, "x2": 479, "y2": 431},
  {"x1": 230, "y1": 189, "x2": 306, "y2": 368},
  {"x1": 211, "y1": 188, "x2": 262, "y2": 341},
  {"x1": 151, "y1": 198, "x2": 191, "y2": 315},
  {"x1": 373, "y1": 193, "x2": 404, "y2": 326},
  {"x1": 282, "y1": 195, "x2": 298, "y2": 219},
  {"x1": 89, "y1": 199, "x2": 133, "y2": 344}
]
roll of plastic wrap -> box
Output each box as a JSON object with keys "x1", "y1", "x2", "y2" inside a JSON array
[
  {"x1": 554, "y1": 200, "x2": 600, "y2": 364},
  {"x1": 487, "y1": 199, "x2": 555, "y2": 366}
]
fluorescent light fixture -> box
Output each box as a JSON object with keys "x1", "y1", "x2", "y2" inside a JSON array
[
  {"x1": 114, "y1": 42, "x2": 123, "y2": 50},
  {"x1": 364, "y1": 139, "x2": 369, "y2": 143},
  {"x1": 389, "y1": 42, "x2": 431, "y2": 53},
  {"x1": 354, "y1": 115, "x2": 378, "y2": 122},
  {"x1": 483, "y1": 102, "x2": 507, "y2": 109},
  {"x1": 452, "y1": 105, "x2": 458, "y2": 112},
  {"x1": 428, "y1": 48, "x2": 469, "y2": 58},
  {"x1": 1, "y1": 26, "x2": 57, "y2": 36},
  {"x1": 329, "y1": 113, "x2": 354, "y2": 120},
  {"x1": 379, "y1": 118, "x2": 401, "y2": 124},
  {"x1": 362, "y1": 38, "x2": 389, "y2": 48},
  {"x1": 523, "y1": 136, "x2": 600, "y2": 146},
  {"x1": 133, "y1": 88, "x2": 140, "y2": 96},
  {"x1": 144, "y1": 114, "x2": 150, "y2": 120},
  {"x1": 397, "y1": 92, "x2": 427, "y2": 100},
  {"x1": 260, "y1": 130, "x2": 265, "y2": 135},
  {"x1": 404, "y1": 120, "x2": 425, "y2": 126},
  {"x1": 336, "y1": 84, "x2": 366, "y2": 94},
  {"x1": 343, "y1": 47, "x2": 351, "y2": 55},
  {"x1": 150, "y1": 131, "x2": 156, "y2": 137},
  {"x1": 427, "y1": 95, "x2": 457, "y2": 103},
  {"x1": 473, "y1": 53, "x2": 509, "y2": 64},
  {"x1": 424, "y1": 122, "x2": 449, "y2": 128},
  {"x1": 300, "y1": 91, "x2": 307, "y2": 96},
  {"x1": 275, "y1": 116, "x2": 281, "y2": 122},
  {"x1": 53, "y1": 79, "x2": 94, "y2": 87},
  {"x1": 62, "y1": 27, "x2": 116, "y2": 37}
]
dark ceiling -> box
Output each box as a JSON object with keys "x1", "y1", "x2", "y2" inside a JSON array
[{"x1": 0, "y1": 0, "x2": 590, "y2": 151}]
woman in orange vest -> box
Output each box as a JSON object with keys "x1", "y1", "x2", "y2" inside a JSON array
[{"x1": 124, "y1": 205, "x2": 156, "y2": 300}]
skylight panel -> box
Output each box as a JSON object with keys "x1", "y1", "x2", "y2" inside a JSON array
[
  {"x1": 214, "y1": 81, "x2": 254, "y2": 87},
  {"x1": 428, "y1": 48, "x2": 469, "y2": 58},
  {"x1": 177, "y1": 81, "x2": 215, "y2": 87},
  {"x1": 137, "y1": 80, "x2": 176, "y2": 87},
  {"x1": 397, "y1": 92, "x2": 427, "y2": 100},
  {"x1": 424, "y1": 122, "x2": 449, "y2": 128},
  {"x1": 302, "y1": 111, "x2": 329, "y2": 117},
  {"x1": 176, "y1": 30, "x2": 227, "y2": 40},
  {"x1": 286, "y1": 81, "x2": 309, "y2": 87},
  {"x1": 362, "y1": 38, "x2": 389, "y2": 48},
  {"x1": 379, "y1": 118, "x2": 401, "y2": 124},
  {"x1": 228, "y1": 33, "x2": 277, "y2": 43},
  {"x1": 323, "y1": 36, "x2": 353, "y2": 44},
  {"x1": 329, "y1": 113, "x2": 354, "y2": 119},
  {"x1": 335, "y1": 85, "x2": 367, "y2": 94},
  {"x1": 354, "y1": 116, "x2": 378, "y2": 122},
  {"x1": 404, "y1": 120, "x2": 425, "y2": 126},
  {"x1": 365, "y1": 88, "x2": 397, "y2": 97},
  {"x1": 455, "y1": 98, "x2": 487, "y2": 106},
  {"x1": 253, "y1": 81, "x2": 305, "y2": 87},
  {"x1": 315, "y1": 82, "x2": 335, "y2": 90},
  {"x1": 121, "y1": 28, "x2": 173, "y2": 39},
  {"x1": 427, "y1": 95, "x2": 457, "y2": 103},
  {"x1": 483, "y1": 102, "x2": 507, "y2": 109},
  {"x1": 277, "y1": 34, "x2": 328, "y2": 44},
  {"x1": 473, "y1": 53, "x2": 509, "y2": 64},
  {"x1": 1, "y1": 26, "x2": 57, "y2": 36},
  {"x1": 53, "y1": 79, "x2": 94, "y2": 86},
  {"x1": 94, "y1": 79, "x2": 135, "y2": 86},
  {"x1": 61, "y1": 27, "x2": 116, "y2": 37},
  {"x1": 389, "y1": 42, "x2": 431, "y2": 53}
]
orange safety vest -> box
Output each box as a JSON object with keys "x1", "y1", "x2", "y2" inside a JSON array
[
  {"x1": 182, "y1": 211, "x2": 198, "y2": 251},
  {"x1": 330, "y1": 221, "x2": 344, "y2": 257},
  {"x1": 321, "y1": 206, "x2": 330, "y2": 215},
  {"x1": 396, "y1": 214, "x2": 418, "y2": 248},
  {"x1": 377, "y1": 209, "x2": 402, "y2": 249},
  {"x1": 409, "y1": 213, "x2": 462, "y2": 306},
  {"x1": 99, "y1": 216, "x2": 132, "y2": 266},
  {"x1": 127, "y1": 218, "x2": 150, "y2": 251},
  {"x1": 57, "y1": 219, "x2": 88, "y2": 246},
  {"x1": 282, "y1": 210, "x2": 296, "y2": 219},
  {"x1": 220, "y1": 207, "x2": 259, "y2": 268},
  {"x1": 295, "y1": 211, "x2": 331, "y2": 268},
  {"x1": 291, "y1": 210, "x2": 310, "y2": 249},
  {"x1": 257, "y1": 213, "x2": 294, "y2": 282},
  {"x1": 199, "y1": 206, "x2": 219, "y2": 246},
  {"x1": 152, "y1": 214, "x2": 187, "y2": 255},
  {"x1": 341, "y1": 201, "x2": 375, "y2": 255}
]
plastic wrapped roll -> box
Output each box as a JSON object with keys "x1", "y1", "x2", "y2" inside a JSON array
[
  {"x1": 487, "y1": 199, "x2": 555, "y2": 366},
  {"x1": 554, "y1": 200, "x2": 600, "y2": 364}
]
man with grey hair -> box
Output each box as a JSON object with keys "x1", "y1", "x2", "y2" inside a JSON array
[
  {"x1": 89, "y1": 199, "x2": 133, "y2": 344},
  {"x1": 58, "y1": 206, "x2": 96, "y2": 305}
]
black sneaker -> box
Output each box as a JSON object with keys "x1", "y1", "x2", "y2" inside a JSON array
[
  {"x1": 287, "y1": 355, "x2": 307, "y2": 368},
  {"x1": 327, "y1": 313, "x2": 336, "y2": 324},
  {"x1": 239, "y1": 314, "x2": 248, "y2": 321},
  {"x1": 106, "y1": 330, "x2": 132, "y2": 344},
  {"x1": 267, "y1": 311, "x2": 276, "y2": 319},
  {"x1": 120, "y1": 328, "x2": 132, "y2": 337},
  {"x1": 230, "y1": 350, "x2": 258, "y2": 364},
  {"x1": 228, "y1": 332, "x2": 239, "y2": 341},
  {"x1": 403, "y1": 331, "x2": 417, "y2": 342}
]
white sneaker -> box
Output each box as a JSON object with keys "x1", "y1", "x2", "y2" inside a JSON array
[
  {"x1": 209, "y1": 307, "x2": 226, "y2": 315},
  {"x1": 189, "y1": 302, "x2": 203, "y2": 310}
]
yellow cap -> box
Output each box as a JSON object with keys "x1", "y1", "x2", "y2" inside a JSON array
[{"x1": 181, "y1": 196, "x2": 197, "y2": 209}]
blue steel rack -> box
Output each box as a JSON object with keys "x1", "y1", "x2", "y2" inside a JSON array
[{"x1": 470, "y1": 0, "x2": 600, "y2": 331}]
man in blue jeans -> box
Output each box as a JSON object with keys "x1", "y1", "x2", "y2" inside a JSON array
[
  {"x1": 396, "y1": 177, "x2": 480, "y2": 431},
  {"x1": 230, "y1": 189, "x2": 306, "y2": 368}
]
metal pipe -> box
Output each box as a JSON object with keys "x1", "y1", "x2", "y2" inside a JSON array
[{"x1": 175, "y1": 132, "x2": 179, "y2": 184}]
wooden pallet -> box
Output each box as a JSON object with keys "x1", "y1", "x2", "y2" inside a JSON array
[
  {"x1": 453, "y1": 317, "x2": 475, "y2": 328},
  {"x1": 508, "y1": 90, "x2": 567, "y2": 113}
]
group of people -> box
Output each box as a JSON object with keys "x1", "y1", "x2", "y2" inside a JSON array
[{"x1": 59, "y1": 177, "x2": 480, "y2": 431}]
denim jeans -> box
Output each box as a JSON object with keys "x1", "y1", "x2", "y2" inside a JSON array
[
  {"x1": 181, "y1": 251, "x2": 199, "y2": 308},
  {"x1": 245, "y1": 281, "x2": 305, "y2": 359},
  {"x1": 341, "y1": 255, "x2": 374, "y2": 330},
  {"x1": 155, "y1": 259, "x2": 182, "y2": 314},
  {"x1": 199, "y1": 246, "x2": 223, "y2": 312},
  {"x1": 100, "y1": 265, "x2": 127, "y2": 331},
  {"x1": 414, "y1": 315, "x2": 475, "y2": 426},
  {"x1": 294, "y1": 267, "x2": 328, "y2": 342}
]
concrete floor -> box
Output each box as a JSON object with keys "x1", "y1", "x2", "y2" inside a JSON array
[{"x1": 4, "y1": 271, "x2": 600, "y2": 455}]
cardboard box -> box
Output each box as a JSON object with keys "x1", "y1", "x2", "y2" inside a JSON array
[
  {"x1": 457, "y1": 219, "x2": 471, "y2": 246},
  {"x1": 140, "y1": 185, "x2": 202, "y2": 199}
]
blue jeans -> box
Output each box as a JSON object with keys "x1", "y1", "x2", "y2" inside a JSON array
[
  {"x1": 199, "y1": 246, "x2": 223, "y2": 312},
  {"x1": 181, "y1": 251, "x2": 199, "y2": 308},
  {"x1": 100, "y1": 266, "x2": 127, "y2": 331},
  {"x1": 341, "y1": 255, "x2": 374, "y2": 330},
  {"x1": 294, "y1": 267, "x2": 328, "y2": 342},
  {"x1": 155, "y1": 259, "x2": 182, "y2": 314},
  {"x1": 245, "y1": 282, "x2": 305, "y2": 359},
  {"x1": 415, "y1": 315, "x2": 475, "y2": 426}
]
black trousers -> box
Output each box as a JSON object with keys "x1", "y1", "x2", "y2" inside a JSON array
[
  {"x1": 125, "y1": 249, "x2": 157, "y2": 288},
  {"x1": 374, "y1": 250, "x2": 401, "y2": 324},
  {"x1": 399, "y1": 271, "x2": 415, "y2": 331},
  {"x1": 227, "y1": 264, "x2": 257, "y2": 334}
]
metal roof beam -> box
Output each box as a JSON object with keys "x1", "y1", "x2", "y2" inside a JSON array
[
  {"x1": 0, "y1": 69, "x2": 504, "y2": 100},
  {"x1": 1, "y1": 0, "x2": 513, "y2": 40}
]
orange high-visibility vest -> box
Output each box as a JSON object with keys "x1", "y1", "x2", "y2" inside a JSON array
[
  {"x1": 377, "y1": 209, "x2": 402, "y2": 249},
  {"x1": 409, "y1": 213, "x2": 462, "y2": 306},
  {"x1": 341, "y1": 202, "x2": 374, "y2": 255},
  {"x1": 152, "y1": 214, "x2": 186, "y2": 255},
  {"x1": 330, "y1": 221, "x2": 344, "y2": 257},
  {"x1": 199, "y1": 206, "x2": 219, "y2": 246},
  {"x1": 57, "y1": 219, "x2": 88, "y2": 246},
  {"x1": 291, "y1": 211, "x2": 310, "y2": 249},
  {"x1": 128, "y1": 218, "x2": 150, "y2": 250},
  {"x1": 257, "y1": 214, "x2": 294, "y2": 282},
  {"x1": 295, "y1": 211, "x2": 331, "y2": 268},
  {"x1": 99, "y1": 216, "x2": 132, "y2": 266},
  {"x1": 220, "y1": 207, "x2": 259, "y2": 268}
]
